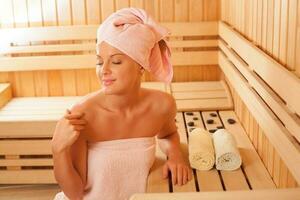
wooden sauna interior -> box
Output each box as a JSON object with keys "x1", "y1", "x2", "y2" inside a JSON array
[{"x1": 0, "y1": 0, "x2": 300, "y2": 199}]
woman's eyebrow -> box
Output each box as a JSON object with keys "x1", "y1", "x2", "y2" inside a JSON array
[{"x1": 96, "y1": 53, "x2": 124, "y2": 59}]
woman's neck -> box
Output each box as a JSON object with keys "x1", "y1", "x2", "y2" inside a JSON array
[{"x1": 103, "y1": 87, "x2": 142, "y2": 117}]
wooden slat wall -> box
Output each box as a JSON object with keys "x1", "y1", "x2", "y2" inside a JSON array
[
  {"x1": 225, "y1": 78, "x2": 299, "y2": 189},
  {"x1": 0, "y1": 0, "x2": 221, "y2": 97},
  {"x1": 221, "y1": 0, "x2": 300, "y2": 78},
  {"x1": 220, "y1": 0, "x2": 300, "y2": 188}
]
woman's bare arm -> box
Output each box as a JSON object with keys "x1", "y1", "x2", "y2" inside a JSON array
[
  {"x1": 156, "y1": 94, "x2": 192, "y2": 185},
  {"x1": 52, "y1": 104, "x2": 88, "y2": 200},
  {"x1": 52, "y1": 132, "x2": 87, "y2": 200},
  {"x1": 156, "y1": 95, "x2": 181, "y2": 158}
]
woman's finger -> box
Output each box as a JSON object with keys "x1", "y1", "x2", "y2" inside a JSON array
[
  {"x1": 170, "y1": 165, "x2": 177, "y2": 185},
  {"x1": 182, "y1": 166, "x2": 188, "y2": 185},
  {"x1": 177, "y1": 165, "x2": 183, "y2": 186},
  {"x1": 68, "y1": 119, "x2": 87, "y2": 125},
  {"x1": 73, "y1": 125, "x2": 86, "y2": 131},
  {"x1": 162, "y1": 163, "x2": 169, "y2": 179},
  {"x1": 188, "y1": 167, "x2": 192, "y2": 181},
  {"x1": 65, "y1": 113, "x2": 85, "y2": 119}
]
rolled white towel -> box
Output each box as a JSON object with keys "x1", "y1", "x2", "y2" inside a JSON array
[
  {"x1": 188, "y1": 128, "x2": 215, "y2": 170},
  {"x1": 213, "y1": 129, "x2": 242, "y2": 170}
]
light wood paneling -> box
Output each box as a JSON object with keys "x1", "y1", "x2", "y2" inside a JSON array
[
  {"x1": 0, "y1": 22, "x2": 220, "y2": 97},
  {"x1": 0, "y1": 0, "x2": 221, "y2": 97},
  {"x1": 224, "y1": 68, "x2": 299, "y2": 188},
  {"x1": 221, "y1": 0, "x2": 300, "y2": 77}
]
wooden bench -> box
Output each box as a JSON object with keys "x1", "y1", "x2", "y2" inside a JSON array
[
  {"x1": 146, "y1": 110, "x2": 275, "y2": 193},
  {"x1": 0, "y1": 109, "x2": 277, "y2": 199},
  {"x1": 0, "y1": 21, "x2": 299, "y2": 199}
]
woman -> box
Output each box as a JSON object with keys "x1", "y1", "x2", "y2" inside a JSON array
[{"x1": 51, "y1": 8, "x2": 192, "y2": 200}]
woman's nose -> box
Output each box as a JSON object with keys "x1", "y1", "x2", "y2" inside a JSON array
[{"x1": 101, "y1": 62, "x2": 111, "y2": 74}]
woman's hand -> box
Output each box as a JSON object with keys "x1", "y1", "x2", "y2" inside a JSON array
[
  {"x1": 162, "y1": 152, "x2": 193, "y2": 186},
  {"x1": 51, "y1": 109, "x2": 87, "y2": 154}
]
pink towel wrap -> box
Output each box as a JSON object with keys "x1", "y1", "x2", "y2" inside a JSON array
[
  {"x1": 96, "y1": 8, "x2": 173, "y2": 83},
  {"x1": 54, "y1": 137, "x2": 156, "y2": 200}
]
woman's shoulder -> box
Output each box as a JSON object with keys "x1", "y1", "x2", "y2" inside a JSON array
[
  {"x1": 68, "y1": 90, "x2": 104, "y2": 114},
  {"x1": 143, "y1": 88, "x2": 176, "y2": 113}
]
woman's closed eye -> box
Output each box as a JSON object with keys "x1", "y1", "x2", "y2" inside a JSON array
[
  {"x1": 112, "y1": 61, "x2": 121, "y2": 65},
  {"x1": 96, "y1": 61, "x2": 121, "y2": 66}
]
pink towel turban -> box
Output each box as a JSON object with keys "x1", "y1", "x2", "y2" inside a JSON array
[{"x1": 96, "y1": 8, "x2": 173, "y2": 83}]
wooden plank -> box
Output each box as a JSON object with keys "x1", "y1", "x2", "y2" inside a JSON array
[
  {"x1": 0, "y1": 115, "x2": 62, "y2": 121},
  {"x1": 203, "y1": 0, "x2": 218, "y2": 21},
  {"x1": 160, "y1": 0, "x2": 174, "y2": 22},
  {"x1": 42, "y1": 0, "x2": 57, "y2": 26},
  {"x1": 0, "y1": 170, "x2": 56, "y2": 184},
  {"x1": 272, "y1": 0, "x2": 281, "y2": 57},
  {"x1": 0, "y1": 17, "x2": 218, "y2": 42},
  {"x1": 174, "y1": 0, "x2": 189, "y2": 22},
  {"x1": 218, "y1": 51, "x2": 300, "y2": 185},
  {"x1": 0, "y1": 84, "x2": 12, "y2": 108},
  {"x1": 48, "y1": 70, "x2": 63, "y2": 96},
  {"x1": 171, "y1": 51, "x2": 218, "y2": 66},
  {"x1": 34, "y1": 71, "x2": 49, "y2": 96},
  {"x1": 279, "y1": 0, "x2": 288, "y2": 65},
  {"x1": 219, "y1": 39, "x2": 300, "y2": 144},
  {"x1": 176, "y1": 99, "x2": 232, "y2": 111},
  {"x1": 0, "y1": 159, "x2": 53, "y2": 166},
  {"x1": 266, "y1": 0, "x2": 274, "y2": 55},
  {"x1": 162, "y1": 22, "x2": 218, "y2": 36},
  {"x1": 144, "y1": 0, "x2": 159, "y2": 21},
  {"x1": 0, "y1": 43, "x2": 96, "y2": 54},
  {"x1": 189, "y1": 0, "x2": 204, "y2": 21},
  {"x1": 0, "y1": 184, "x2": 60, "y2": 200},
  {"x1": 173, "y1": 91, "x2": 227, "y2": 100},
  {"x1": 0, "y1": 51, "x2": 217, "y2": 71},
  {"x1": 219, "y1": 21, "x2": 300, "y2": 118},
  {"x1": 252, "y1": 0, "x2": 258, "y2": 44},
  {"x1": 201, "y1": 111, "x2": 223, "y2": 132},
  {"x1": 76, "y1": 69, "x2": 91, "y2": 95},
  {"x1": 220, "y1": 80, "x2": 233, "y2": 108},
  {"x1": 169, "y1": 40, "x2": 218, "y2": 48},
  {"x1": 0, "y1": 121, "x2": 56, "y2": 138},
  {"x1": 261, "y1": 0, "x2": 267, "y2": 50},
  {"x1": 0, "y1": 55, "x2": 95, "y2": 71},
  {"x1": 0, "y1": 140, "x2": 52, "y2": 155},
  {"x1": 256, "y1": 0, "x2": 262, "y2": 47},
  {"x1": 100, "y1": 0, "x2": 114, "y2": 21},
  {"x1": 131, "y1": 188, "x2": 300, "y2": 200},
  {"x1": 286, "y1": 0, "x2": 298, "y2": 70},
  {"x1": 86, "y1": 0, "x2": 101, "y2": 24},
  {"x1": 0, "y1": 25, "x2": 98, "y2": 43},
  {"x1": 296, "y1": 28, "x2": 300, "y2": 78},
  {"x1": 0, "y1": 0, "x2": 14, "y2": 28},
  {"x1": 171, "y1": 81, "x2": 224, "y2": 92}
]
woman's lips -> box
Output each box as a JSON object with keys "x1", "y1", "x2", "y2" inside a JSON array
[{"x1": 102, "y1": 80, "x2": 115, "y2": 86}]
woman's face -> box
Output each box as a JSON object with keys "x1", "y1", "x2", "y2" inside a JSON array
[{"x1": 96, "y1": 42, "x2": 142, "y2": 95}]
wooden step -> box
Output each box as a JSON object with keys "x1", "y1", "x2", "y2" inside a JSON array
[{"x1": 171, "y1": 81, "x2": 233, "y2": 111}]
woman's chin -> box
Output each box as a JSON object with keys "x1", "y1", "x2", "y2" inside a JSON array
[{"x1": 102, "y1": 87, "x2": 114, "y2": 95}]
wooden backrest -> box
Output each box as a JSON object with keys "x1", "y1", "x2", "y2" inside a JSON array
[
  {"x1": 218, "y1": 21, "x2": 300, "y2": 185},
  {"x1": 0, "y1": 22, "x2": 218, "y2": 72}
]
